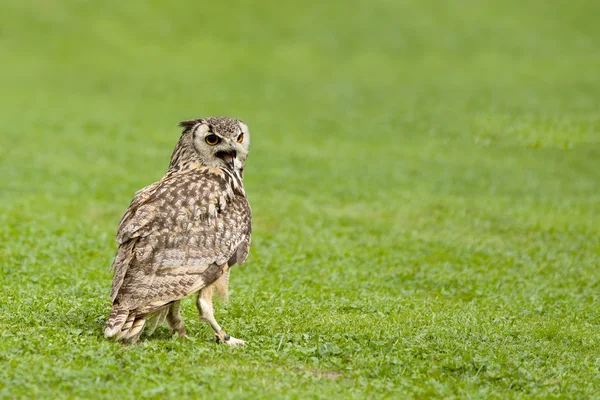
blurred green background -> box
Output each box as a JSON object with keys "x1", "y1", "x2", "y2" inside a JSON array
[{"x1": 1, "y1": 0, "x2": 599, "y2": 398}]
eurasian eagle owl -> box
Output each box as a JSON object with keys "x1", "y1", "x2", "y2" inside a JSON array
[{"x1": 104, "y1": 117, "x2": 251, "y2": 345}]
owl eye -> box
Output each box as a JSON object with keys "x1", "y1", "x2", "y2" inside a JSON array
[
  {"x1": 205, "y1": 134, "x2": 220, "y2": 145},
  {"x1": 237, "y1": 133, "x2": 244, "y2": 143}
]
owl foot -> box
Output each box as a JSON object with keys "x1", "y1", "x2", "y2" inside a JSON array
[
  {"x1": 171, "y1": 326, "x2": 188, "y2": 339},
  {"x1": 224, "y1": 337, "x2": 246, "y2": 346},
  {"x1": 215, "y1": 332, "x2": 246, "y2": 346}
]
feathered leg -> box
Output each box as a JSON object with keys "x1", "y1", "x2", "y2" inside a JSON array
[
  {"x1": 196, "y1": 277, "x2": 245, "y2": 346},
  {"x1": 166, "y1": 301, "x2": 187, "y2": 338}
]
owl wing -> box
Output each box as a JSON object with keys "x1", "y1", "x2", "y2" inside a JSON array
[
  {"x1": 228, "y1": 221, "x2": 252, "y2": 267},
  {"x1": 109, "y1": 168, "x2": 251, "y2": 314}
]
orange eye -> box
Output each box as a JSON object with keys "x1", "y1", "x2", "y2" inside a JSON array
[
  {"x1": 205, "y1": 134, "x2": 220, "y2": 145},
  {"x1": 237, "y1": 133, "x2": 244, "y2": 143}
]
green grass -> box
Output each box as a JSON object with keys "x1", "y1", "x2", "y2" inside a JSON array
[{"x1": 1, "y1": 0, "x2": 600, "y2": 398}]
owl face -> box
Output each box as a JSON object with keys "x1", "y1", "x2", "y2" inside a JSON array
[{"x1": 178, "y1": 117, "x2": 250, "y2": 171}]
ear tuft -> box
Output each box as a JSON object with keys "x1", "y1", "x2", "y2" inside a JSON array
[{"x1": 179, "y1": 119, "x2": 202, "y2": 130}]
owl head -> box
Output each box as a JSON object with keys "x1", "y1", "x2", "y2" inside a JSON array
[{"x1": 170, "y1": 117, "x2": 250, "y2": 173}]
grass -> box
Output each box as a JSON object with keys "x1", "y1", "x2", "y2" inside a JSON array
[{"x1": 1, "y1": 0, "x2": 599, "y2": 398}]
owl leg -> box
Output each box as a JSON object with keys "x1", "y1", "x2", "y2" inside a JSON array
[
  {"x1": 166, "y1": 301, "x2": 187, "y2": 338},
  {"x1": 196, "y1": 285, "x2": 245, "y2": 346}
]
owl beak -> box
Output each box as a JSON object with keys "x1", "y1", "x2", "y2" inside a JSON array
[{"x1": 216, "y1": 149, "x2": 237, "y2": 169}]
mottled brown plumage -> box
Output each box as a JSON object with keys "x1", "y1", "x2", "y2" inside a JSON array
[{"x1": 105, "y1": 117, "x2": 252, "y2": 344}]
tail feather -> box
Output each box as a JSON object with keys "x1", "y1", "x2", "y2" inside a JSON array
[
  {"x1": 106, "y1": 308, "x2": 148, "y2": 343},
  {"x1": 104, "y1": 307, "x2": 130, "y2": 338},
  {"x1": 124, "y1": 318, "x2": 146, "y2": 341},
  {"x1": 144, "y1": 308, "x2": 169, "y2": 337},
  {"x1": 115, "y1": 314, "x2": 135, "y2": 341},
  {"x1": 106, "y1": 304, "x2": 172, "y2": 343}
]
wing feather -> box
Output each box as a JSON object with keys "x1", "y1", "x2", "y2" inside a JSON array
[{"x1": 109, "y1": 167, "x2": 251, "y2": 315}]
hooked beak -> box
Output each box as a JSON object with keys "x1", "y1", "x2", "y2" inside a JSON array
[{"x1": 216, "y1": 148, "x2": 237, "y2": 169}]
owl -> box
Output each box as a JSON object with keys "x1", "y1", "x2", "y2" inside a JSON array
[{"x1": 104, "y1": 117, "x2": 252, "y2": 345}]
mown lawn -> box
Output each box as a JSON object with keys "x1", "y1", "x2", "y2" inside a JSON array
[{"x1": 1, "y1": 0, "x2": 599, "y2": 398}]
